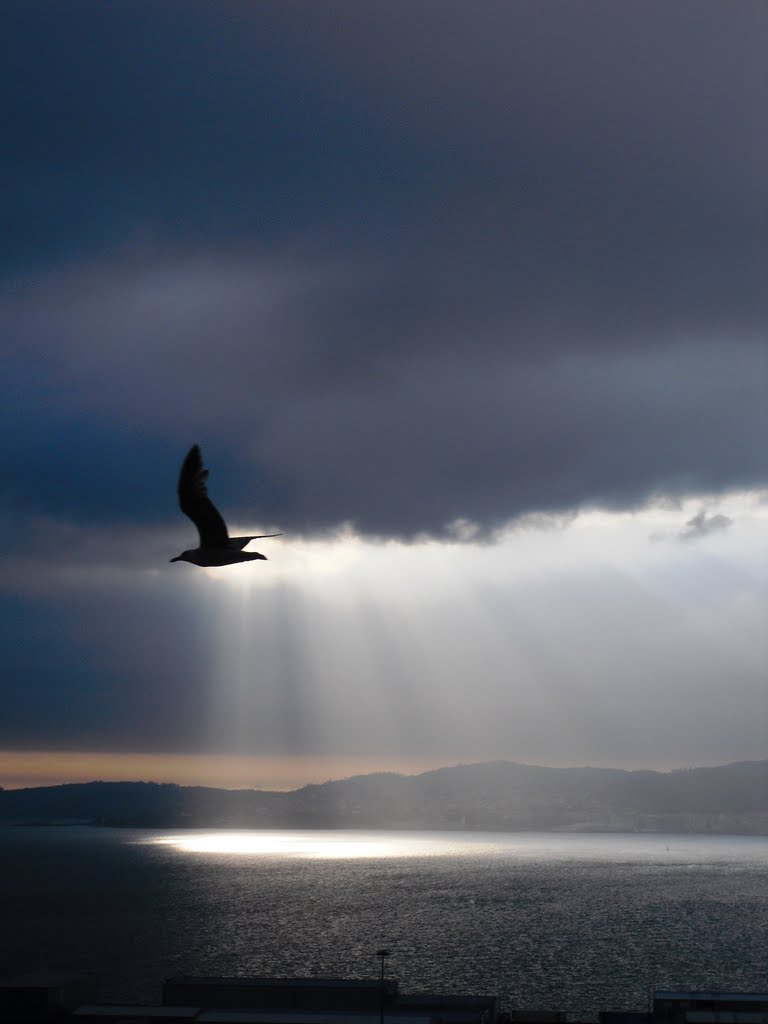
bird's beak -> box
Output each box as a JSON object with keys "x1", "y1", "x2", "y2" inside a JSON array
[{"x1": 170, "y1": 556, "x2": 181, "y2": 563}]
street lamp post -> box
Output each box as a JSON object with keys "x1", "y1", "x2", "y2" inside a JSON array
[{"x1": 376, "y1": 949, "x2": 391, "y2": 1024}]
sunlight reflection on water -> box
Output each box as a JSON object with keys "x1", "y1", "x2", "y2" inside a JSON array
[
  {"x1": 142, "y1": 829, "x2": 768, "y2": 864},
  {"x1": 146, "y1": 830, "x2": 506, "y2": 859}
]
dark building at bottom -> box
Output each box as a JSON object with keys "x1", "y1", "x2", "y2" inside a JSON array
[{"x1": 4, "y1": 974, "x2": 768, "y2": 1024}]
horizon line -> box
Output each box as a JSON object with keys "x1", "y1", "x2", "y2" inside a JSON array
[{"x1": 2, "y1": 751, "x2": 766, "y2": 794}]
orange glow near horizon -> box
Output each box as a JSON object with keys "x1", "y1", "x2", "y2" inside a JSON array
[
  {"x1": 0, "y1": 749, "x2": 726, "y2": 792},
  {"x1": 0, "y1": 750, "x2": 455, "y2": 792}
]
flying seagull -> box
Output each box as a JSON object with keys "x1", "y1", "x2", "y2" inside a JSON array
[{"x1": 171, "y1": 445, "x2": 281, "y2": 566}]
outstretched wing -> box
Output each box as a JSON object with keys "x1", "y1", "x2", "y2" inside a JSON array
[{"x1": 177, "y1": 445, "x2": 229, "y2": 547}]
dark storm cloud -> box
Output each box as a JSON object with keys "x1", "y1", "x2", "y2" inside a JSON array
[
  {"x1": 2, "y1": 1, "x2": 766, "y2": 540},
  {"x1": 3, "y1": 249, "x2": 764, "y2": 540}
]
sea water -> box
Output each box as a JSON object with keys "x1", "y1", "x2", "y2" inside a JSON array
[{"x1": 2, "y1": 827, "x2": 767, "y2": 1018}]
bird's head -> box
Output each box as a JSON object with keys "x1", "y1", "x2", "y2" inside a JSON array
[{"x1": 170, "y1": 550, "x2": 194, "y2": 564}]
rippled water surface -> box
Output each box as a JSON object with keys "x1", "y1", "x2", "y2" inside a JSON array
[{"x1": 2, "y1": 828, "x2": 768, "y2": 1018}]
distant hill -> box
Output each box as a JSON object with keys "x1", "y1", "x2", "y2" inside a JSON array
[{"x1": 1, "y1": 760, "x2": 767, "y2": 833}]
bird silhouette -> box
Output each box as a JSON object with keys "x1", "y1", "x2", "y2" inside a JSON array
[{"x1": 171, "y1": 445, "x2": 280, "y2": 566}]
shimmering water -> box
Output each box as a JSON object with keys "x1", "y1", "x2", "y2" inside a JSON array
[{"x1": 2, "y1": 827, "x2": 768, "y2": 1018}]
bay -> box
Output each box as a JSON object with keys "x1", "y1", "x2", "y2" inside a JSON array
[{"x1": 2, "y1": 827, "x2": 767, "y2": 1019}]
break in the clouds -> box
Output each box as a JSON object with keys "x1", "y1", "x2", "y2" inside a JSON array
[{"x1": 1, "y1": 494, "x2": 766, "y2": 769}]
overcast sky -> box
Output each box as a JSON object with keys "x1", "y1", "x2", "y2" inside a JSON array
[{"x1": 1, "y1": 1, "x2": 766, "y2": 789}]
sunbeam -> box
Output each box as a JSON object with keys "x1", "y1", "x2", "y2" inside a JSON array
[{"x1": 186, "y1": 490, "x2": 768, "y2": 782}]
